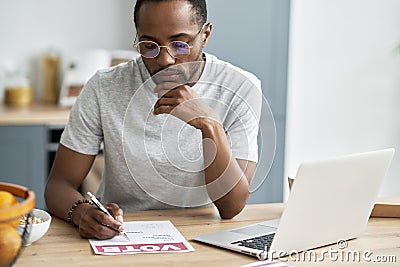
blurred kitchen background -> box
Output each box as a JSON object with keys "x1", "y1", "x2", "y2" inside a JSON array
[{"x1": 0, "y1": 0, "x2": 399, "y2": 209}]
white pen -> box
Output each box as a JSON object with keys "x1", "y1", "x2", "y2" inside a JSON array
[{"x1": 87, "y1": 192, "x2": 130, "y2": 241}]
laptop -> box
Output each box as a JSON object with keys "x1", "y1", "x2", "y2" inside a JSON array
[{"x1": 193, "y1": 148, "x2": 395, "y2": 260}]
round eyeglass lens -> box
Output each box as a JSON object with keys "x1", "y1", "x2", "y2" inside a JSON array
[
  {"x1": 138, "y1": 41, "x2": 160, "y2": 58},
  {"x1": 170, "y1": 41, "x2": 190, "y2": 57}
]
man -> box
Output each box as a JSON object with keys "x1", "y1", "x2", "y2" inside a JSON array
[{"x1": 45, "y1": 0, "x2": 262, "y2": 240}]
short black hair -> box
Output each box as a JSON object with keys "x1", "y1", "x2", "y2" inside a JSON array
[{"x1": 134, "y1": 0, "x2": 207, "y2": 28}]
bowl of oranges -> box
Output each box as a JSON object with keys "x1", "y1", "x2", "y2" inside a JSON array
[{"x1": 0, "y1": 182, "x2": 35, "y2": 267}]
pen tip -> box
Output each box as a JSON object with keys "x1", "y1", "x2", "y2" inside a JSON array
[{"x1": 123, "y1": 232, "x2": 130, "y2": 241}]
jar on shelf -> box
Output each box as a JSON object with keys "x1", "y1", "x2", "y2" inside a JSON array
[
  {"x1": 4, "y1": 71, "x2": 33, "y2": 107},
  {"x1": 41, "y1": 48, "x2": 60, "y2": 104}
]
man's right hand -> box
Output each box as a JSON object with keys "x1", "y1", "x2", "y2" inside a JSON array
[{"x1": 73, "y1": 202, "x2": 125, "y2": 240}]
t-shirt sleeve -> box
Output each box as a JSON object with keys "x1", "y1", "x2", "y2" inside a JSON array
[
  {"x1": 60, "y1": 73, "x2": 103, "y2": 155},
  {"x1": 225, "y1": 77, "x2": 262, "y2": 163}
]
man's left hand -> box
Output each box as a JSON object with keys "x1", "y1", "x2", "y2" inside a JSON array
[{"x1": 153, "y1": 83, "x2": 220, "y2": 130}]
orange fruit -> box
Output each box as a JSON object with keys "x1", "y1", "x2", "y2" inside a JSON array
[
  {"x1": 0, "y1": 191, "x2": 18, "y2": 207},
  {"x1": 0, "y1": 190, "x2": 20, "y2": 228},
  {"x1": 0, "y1": 223, "x2": 22, "y2": 267}
]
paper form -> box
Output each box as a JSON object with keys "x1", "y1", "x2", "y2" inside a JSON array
[{"x1": 89, "y1": 220, "x2": 194, "y2": 255}]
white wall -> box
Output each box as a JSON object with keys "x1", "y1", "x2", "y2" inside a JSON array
[
  {"x1": 0, "y1": 0, "x2": 136, "y2": 101},
  {"x1": 285, "y1": 0, "x2": 400, "y2": 199}
]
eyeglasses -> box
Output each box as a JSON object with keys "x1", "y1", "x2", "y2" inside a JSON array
[{"x1": 133, "y1": 24, "x2": 206, "y2": 59}]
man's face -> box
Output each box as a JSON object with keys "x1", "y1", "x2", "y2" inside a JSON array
[{"x1": 135, "y1": 1, "x2": 211, "y2": 82}]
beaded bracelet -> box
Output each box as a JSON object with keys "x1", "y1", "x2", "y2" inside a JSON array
[{"x1": 66, "y1": 199, "x2": 93, "y2": 227}]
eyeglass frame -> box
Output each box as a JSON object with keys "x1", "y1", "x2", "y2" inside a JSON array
[{"x1": 133, "y1": 23, "x2": 207, "y2": 59}]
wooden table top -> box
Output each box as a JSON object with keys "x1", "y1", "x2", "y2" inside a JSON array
[
  {"x1": 0, "y1": 104, "x2": 70, "y2": 125},
  {"x1": 14, "y1": 203, "x2": 400, "y2": 267}
]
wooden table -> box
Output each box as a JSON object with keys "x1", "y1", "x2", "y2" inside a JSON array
[{"x1": 15, "y1": 203, "x2": 400, "y2": 266}]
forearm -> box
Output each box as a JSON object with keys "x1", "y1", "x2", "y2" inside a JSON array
[
  {"x1": 45, "y1": 176, "x2": 91, "y2": 226},
  {"x1": 200, "y1": 119, "x2": 251, "y2": 219},
  {"x1": 44, "y1": 144, "x2": 97, "y2": 226}
]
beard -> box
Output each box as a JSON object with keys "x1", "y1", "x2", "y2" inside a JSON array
[{"x1": 150, "y1": 50, "x2": 205, "y2": 87}]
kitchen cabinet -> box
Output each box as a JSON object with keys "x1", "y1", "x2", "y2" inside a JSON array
[
  {"x1": 0, "y1": 105, "x2": 70, "y2": 209},
  {"x1": 0, "y1": 125, "x2": 47, "y2": 209}
]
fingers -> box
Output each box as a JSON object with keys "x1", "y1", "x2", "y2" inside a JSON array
[
  {"x1": 104, "y1": 203, "x2": 124, "y2": 224},
  {"x1": 78, "y1": 204, "x2": 124, "y2": 240},
  {"x1": 153, "y1": 84, "x2": 191, "y2": 116},
  {"x1": 154, "y1": 97, "x2": 178, "y2": 108},
  {"x1": 153, "y1": 83, "x2": 218, "y2": 130},
  {"x1": 153, "y1": 105, "x2": 175, "y2": 116},
  {"x1": 153, "y1": 97, "x2": 181, "y2": 115},
  {"x1": 154, "y1": 82, "x2": 183, "y2": 98}
]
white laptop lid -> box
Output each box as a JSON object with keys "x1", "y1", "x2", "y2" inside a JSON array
[{"x1": 269, "y1": 148, "x2": 395, "y2": 255}]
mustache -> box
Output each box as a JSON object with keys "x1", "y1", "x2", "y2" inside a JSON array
[
  {"x1": 155, "y1": 70, "x2": 182, "y2": 76},
  {"x1": 153, "y1": 66, "x2": 186, "y2": 76}
]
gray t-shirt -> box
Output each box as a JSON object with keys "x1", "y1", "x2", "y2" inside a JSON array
[{"x1": 61, "y1": 53, "x2": 262, "y2": 211}]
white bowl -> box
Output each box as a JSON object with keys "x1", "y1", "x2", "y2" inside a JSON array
[{"x1": 18, "y1": 208, "x2": 51, "y2": 246}]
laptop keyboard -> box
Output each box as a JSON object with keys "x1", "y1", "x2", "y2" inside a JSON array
[{"x1": 231, "y1": 233, "x2": 275, "y2": 251}]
